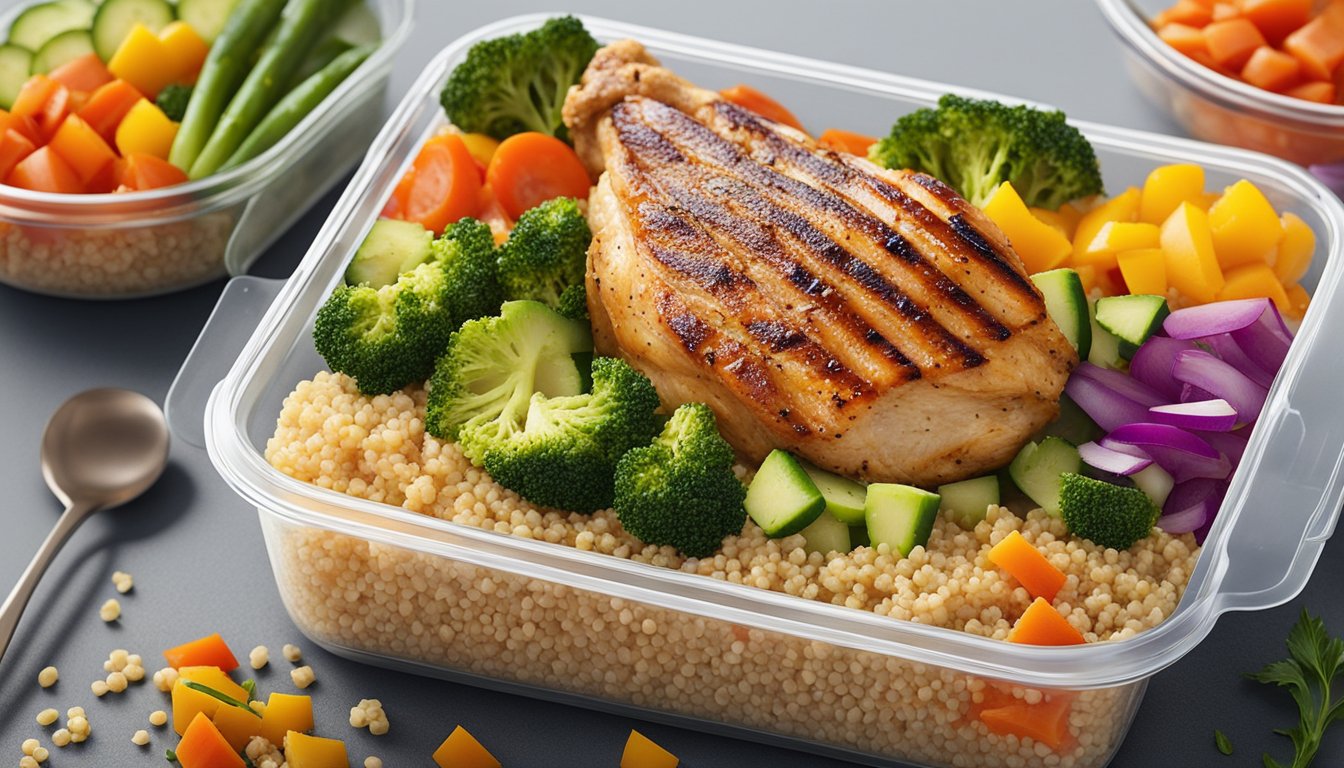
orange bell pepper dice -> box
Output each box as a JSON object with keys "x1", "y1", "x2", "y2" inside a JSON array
[
  {"x1": 6, "y1": 145, "x2": 84, "y2": 194},
  {"x1": 48, "y1": 53, "x2": 114, "y2": 94},
  {"x1": 0, "y1": 129, "x2": 37, "y2": 181},
  {"x1": 118, "y1": 154, "x2": 187, "y2": 191},
  {"x1": 78, "y1": 80, "x2": 145, "y2": 145},
  {"x1": 48, "y1": 115, "x2": 117, "y2": 185},
  {"x1": 164, "y1": 633, "x2": 240, "y2": 671}
]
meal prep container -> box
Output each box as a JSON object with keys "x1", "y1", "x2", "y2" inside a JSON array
[
  {"x1": 0, "y1": 0, "x2": 413, "y2": 299},
  {"x1": 181, "y1": 15, "x2": 1344, "y2": 767},
  {"x1": 1095, "y1": 0, "x2": 1344, "y2": 167}
]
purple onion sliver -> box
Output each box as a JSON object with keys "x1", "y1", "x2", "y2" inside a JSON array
[
  {"x1": 1158, "y1": 499, "x2": 1212, "y2": 534},
  {"x1": 1203, "y1": 333, "x2": 1276, "y2": 388},
  {"x1": 1064, "y1": 375, "x2": 1151, "y2": 432},
  {"x1": 1163, "y1": 477, "x2": 1219, "y2": 515},
  {"x1": 1163, "y1": 298, "x2": 1273, "y2": 339},
  {"x1": 1073, "y1": 362, "x2": 1166, "y2": 408},
  {"x1": 1078, "y1": 441, "x2": 1153, "y2": 476},
  {"x1": 1149, "y1": 399, "x2": 1238, "y2": 431},
  {"x1": 1105, "y1": 422, "x2": 1221, "y2": 458},
  {"x1": 1180, "y1": 382, "x2": 1218, "y2": 404},
  {"x1": 1173, "y1": 349, "x2": 1268, "y2": 422},
  {"x1": 1197, "y1": 428, "x2": 1249, "y2": 465},
  {"x1": 1311, "y1": 162, "x2": 1344, "y2": 198},
  {"x1": 1129, "y1": 336, "x2": 1195, "y2": 401},
  {"x1": 1229, "y1": 307, "x2": 1292, "y2": 373}
]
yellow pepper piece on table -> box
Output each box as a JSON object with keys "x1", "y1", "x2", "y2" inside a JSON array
[
  {"x1": 285, "y1": 732, "x2": 349, "y2": 768},
  {"x1": 1161, "y1": 202, "x2": 1225, "y2": 304},
  {"x1": 433, "y1": 725, "x2": 501, "y2": 768},
  {"x1": 621, "y1": 730, "x2": 680, "y2": 768},
  {"x1": 171, "y1": 666, "x2": 249, "y2": 735},
  {"x1": 981, "y1": 181, "x2": 1071, "y2": 274},
  {"x1": 211, "y1": 702, "x2": 262, "y2": 752},
  {"x1": 1116, "y1": 248, "x2": 1169, "y2": 297},
  {"x1": 115, "y1": 99, "x2": 178, "y2": 160},
  {"x1": 1139, "y1": 163, "x2": 1205, "y2": 225},
  {"x1": 1208, "y1": 179, "x2": 1283, "y2": 269},
  {"x1": 258, "y1": 692, "x2": 314, "y2": 746}
]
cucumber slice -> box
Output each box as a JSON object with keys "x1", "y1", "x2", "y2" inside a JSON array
[
  {"x1": 937, "y1": 475, "x2": 1000, "y2": 530},
  {"x1": 864, "y1": 483, "x2": 940, "y2": 557},
  {"x1": 1131, "y1": 464, "x2": 1174, "y2": 509},
  {"x1": 91, "y1": 0, "x2": 174, "y2": 62},
  {"x1": 0, "y1": 45, "x2": 34, "y2": 109},
  {"x1": 345, "y1": 219, "x2": 433, "y2": 288},
  {"x1": 1030, "y1": 268, "x2": 1091, "y2": 360},
  {"x1": 1094, "y1": 294, "x2": 1170, "y2": 359},
  {"x1": 1086, "y1": 301, "x2": 1125, "y2": 369},
  {"x1": 800, "y1": 464, "x2": 866, "y2": 525},
  {"x1": 176, "y1": 0, "x2": 239, "y2": 43},
  {"x1": 799, "y1": 511, "x2": 852, "y2": 556},
  {"x1": 30, "y1": 28, "x2": 93, "y2": 73},
  {"x1": 1008, "y1": 436, "x2": 1081, "y2": 516},
  {"x1": 744, "y1": 450, "x2": 825, "y2": 537},
  {"x1": 7, "y1": 0, "x2": 93, "y2": 52}
]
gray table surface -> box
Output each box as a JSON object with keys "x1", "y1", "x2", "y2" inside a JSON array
[{"x1": 1, "y1": 1, "x2": 1340, "y2": 766}]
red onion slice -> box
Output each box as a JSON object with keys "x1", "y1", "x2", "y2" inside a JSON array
[
  {"x1": 1196, "y1": 428, "x2": 1250, "y2": 465},
  {"x1": 1203, "y1": 333, "x2": 1276, "y2": 389},
  {"x1": 1309, "y1": 162, "x2": 1344, "y2": 198},
  {"x1": 1101, "y1": 423, "x2": 1232, "y2": 482},
  {"x1": 1164, "y1": 298, "x2": 1273, "y2": 339},
  {"x1": 1065, "y1": 375, "x2": 1151, "y2": 432},
  {"x1": 1129, "y1": 336, "x2": 1195, "y2": 401},
  {"x1": 1079, "y1": 441, "x2": 1153, "y2": 476},
  {"x1": 1159, "y1": 497, "x2": 1215, "y2": 534},
  {"x1": 1228, "y1": 303, "x2": 1292, "y2": 373},
  {"x1": 1073, "y1": 362, "x2": 1166, "y2": 408},
  {"x1": 1173, "y1": 349, "x2": 1268, "y2": 422},
  {"x1": 1149, "y1": 399, "x2": 1238, "y2": 431}
]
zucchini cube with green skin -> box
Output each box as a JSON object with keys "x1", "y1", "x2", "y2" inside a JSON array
[
  {"x1": 1009, "y1": 437, "x2": 1081, "y2": 516},
  {"x1": 937, "y1": 475, "x2": 1000, "y2": 530},
  {"x1": 345, "y1": 218, "x2": 434, "y2": 288},
  {"x1": 1087, "y1": 300, "x2": 1126, "y2": 369},
  {"x1": 745, "y1": 450, "x2": 825, "y2": 537},
  {"x1": 1030, "y1": 268, "x2": 1091, "y2": 360},
  {"x1": 1094, "y1": 294, "x2": 1170, "y2": 359},
  {"x1": 865, "y1": 484, "x2": 940, "y2": 558},
  {"x1": 799, "y1": 510, "x2": 852, "y2": 556},
  {"x1": 801, "y1": 464, "x2": 867, "y2": 525}
]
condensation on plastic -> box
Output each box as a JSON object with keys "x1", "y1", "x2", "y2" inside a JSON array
[
  {"x1": 183, "y1": 15, "x2": 1344, "y2": 768},
  {"x1": 1095, "y1": 0, "x2": 1344, "y2": 166},
  {"x1": 0, "y1": 0, "x2": 414, "y2": 299}
]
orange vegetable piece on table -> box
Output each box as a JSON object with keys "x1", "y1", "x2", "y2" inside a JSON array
[
  {"x1": 1161, "y1": 202, "x2": 1225, "y2": 303},
  {"x1": 979, "y1": 694, "x2": 1075, "y2": 751},
  {"x1": 1159, "y1": 22, "x2": 1210, "y2": 56},
  {"x1": 1240, "y1": 46, "x2": 1302, "y2": 92},
  {"x1": 78, "y1": 80, "x2": 144, "y2": 145},
  {"x1": 176, "y1": 712, "x2": 244, "y2": 768},
  {"x1": 0, "y1": 129, "x2": 37, "y2": 182},
  {"x1": 1203, "y1": 18, "x2": 1268, "y2": 69},
  {"x1": 1007, "y1": 597, "x2": 1087, "y2": 646},
  {"x1": 258, "y1": 693, "x2": 314, "y2": 746},
  {"x1": 48, "y1": 115, "x2": 116, "y2": 185},
  {"x1": 1117, "y1": 248, "x2": 1170, "y2": 296},
  {"x1": 1207, "y1": 179, "x2": 1282, "y2": 268},
  {"x1": 987, "y1": 530, "x2": 1067, "y2": 602},
  {"x1": 158, "y1": 22, "x2": 210, "y2": 85},
  {"x1": 817, "y1": 128, "x2": 877, "y2": 156},
  {"x1": 1274, "y1": 211, "x2": 1315, "y2": 283},
  {"x1": 401, "y1": 132, "x2": 483, "y2": 234},
  {"x1": 485, "y1": 131, "x2": 590, "y2": 222},
  {"x1": 211, "y1": 701, "x2": 263, "y2": 752},
  {"x1": 1239, "y1": 0, "x2": 1312, "y2": 44},
  {"x1": 285, "y1": 731, "x2": 349, "y2": 768},
  {"x1": 165, "y1": 633, "x2": 240, "y2": 671},
  {"x1": 1283, "y1": 3, "x2": 1344, "y2": 80},
  {"x1": 433, "y1": 725, "x2": 501, "y2": 768},
  {"x1": 172, "y1": 666, "x2": 250, "y2": 734},
  {"x1": 1284, "y1": 80, "x2": 1335, "y2": 103},
  {"x1": 981, "y1": 181, "x2": 1071, "y2": 273},
  {"x1": 719, "y1": 84, "x2": 805, "y2": 132},
  {"x1": 621, "y1": 730, "x2": 679, "y2": 768},
  {"x1": 120, "y1": 153, "x2": 188, "y2": 191},
  {"x1": 1220, "y1": 262, "x2": 1292, "y2": 311},
  {"x1": 48, "y1": 53, "x2": 113, "y2": 94},
  {"x1": 6, "y1": 147, "x2": 82, "y2": 193}
]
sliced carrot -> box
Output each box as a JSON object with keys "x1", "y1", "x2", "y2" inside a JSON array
[
  {"x1": 987, "y1": 531, "x2": 1067, "y2": 602},
  {"x1": 6, "y1": 147, "x2": 83, "y2": 193},
  {"x1": 816, "y1": 128, "x2": 877, "y2": 156},
  {"x1": 34, "y1": 84, "x2": 71, "y2": 142},
  {"x1": 1239, "y1": 0, "x2": 1312, "y2": 44},
  {"x1": 48, "y1": 115, "x2": 116, "y2": 185},
  {"x1": 164, "y1": 633, "x2": 239, "y2": 672},
  {"x1": 121, "y1": 153, "x2": 188, "y2": 191},
  {"x1": 0, "y1": 129, "x2": 37, "y2": 181},
  {"x1": 176, "y1": 712, "x2": 244, "y2": 768},
  {"x1": 1241, "y1": 45, "x2": 1302, "y2": 91},
  {"x1": 78, "y1": 80, "x2": 144, "y2": 145},
  {"x1": 1283, "y1": 3, "x2": 1344, "y2": 80},
  {"x1": 1284, "y1": 80, "x2": 1336, "y2": 103},
  {"x1": 1159, "y1": 22, "x2": 1211, "y2": 56},
  {"x1": 1204, "y1": 18, "x2": 1268, "y2": 69},
  {"x1": 485, "y1": 131, "x2": 590, "y2": 221},
  {"x1": 48, "y1": 53, "x2": 114, "y2": 94},
  {"x1": 1164, "y1": 0, "x2": 1215, "y2": 26},
  {"x1": 1007, "y1": 597, "x2": 1087, "y2": 646},
  {"x1": 401, "y1": 133, "x2": 483, "y2": 234},
  {"x1": 719, "y1": 84, "x2": 805, "y2": 132},
  {"x1": 979, "y1": 695, "x2": 1075, "y2": 751},
  {"x1": 89, "y1": 156, "x2": 128, "y2": 193},
  {"x1": 10, "y1": 75, "x2": 57, "y2": 120},
  {"x1": 476, "y1": 184, "x2": 514, "y2": 246}
]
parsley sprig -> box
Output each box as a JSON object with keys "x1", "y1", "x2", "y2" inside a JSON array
[{"x1": 1248, "y1": 610, "x2": 1344, "y2": 768}]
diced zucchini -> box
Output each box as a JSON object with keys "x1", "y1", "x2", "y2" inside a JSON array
[
  {"x1": 91, "y1": 0, "x2": 175, "y2": 62},
  {"x1": 849, "y1": 524, "x2": 870, "y2": 549},
  {"x1": 0, "y1": 45, "x2": 34, "y2": 109},
  {"x1": 937, "y1": 475, "x2": 1000, "y2": 530},
  {"x1": 345, "y1": 218, "x2": 433, "y2": 288},
  {"x1": 30, "y1": 28, "x2": 93, "y2": 73},
  {"x1": 1086, "y1": 300, "x2": 1125, "y2": 369},
  {"x1": 800, "y1": 464, "x2": 866, "y2": 525},
  {"x1": 8, "y1": 0, "x2": 94, "y2": 52},
  {"x1": 175, "y1": 0, "x2": 238, "y2": 43},
  {"x1": 745, "y1": 450, "x2": 825, "y2": 537},
  {"x1": 1008, "y1": 436, "x2": 1081, "y2": 516},
  {"x1": 1094, "y1": 294, "x2": 1170, "y2": 359},
  {"x1": 1030, "y1": 268, "x2": 1091, "y2": 360},
  {"x1": 799, "y1": 511, "x2": 851, "y2": 556},
  {"x1": 865, "y1": 483, "x2": 940, "y2": 557},
  {"x1": 1131, "y1": 464, "x2": 1174, "y2": 509}
]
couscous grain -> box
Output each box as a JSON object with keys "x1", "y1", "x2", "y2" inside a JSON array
[{"x1": 36, "y1": 667, "x2": 57, "y2": 688}]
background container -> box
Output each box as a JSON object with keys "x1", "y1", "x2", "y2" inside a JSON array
[
  {"x1": 0, "y1": 0, "x2": 414, "y2": 299},
  {"x1": 1095, "y1": 0, "x2": 1344, "y2": 167},
  {"x1": 187, "y1": 15, "x2": 1344, "y2": 768}
]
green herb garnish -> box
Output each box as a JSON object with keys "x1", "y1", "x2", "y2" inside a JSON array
[
  {"x1": 1248, "y1": 610, "x2": 1344, "y2": 768},
  {"x1": 181, "y1": 680, "x2": 261, "y2": 718},
  {"x1": 1215, "y1": 729, "x2": 1234, "y2": 756},
  {"x1": 165, "y1": 748, "x2": 178, "y2": 762},
  {"x1": 242, "y1": 678, "x2": 257, "y2": 702}
]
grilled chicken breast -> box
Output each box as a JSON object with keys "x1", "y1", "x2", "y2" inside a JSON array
[{"x1": 563, "y1": 42, "x2": 1075, "y2": 486}]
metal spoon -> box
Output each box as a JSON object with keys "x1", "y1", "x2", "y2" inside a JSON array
[{"x1": 0, "y1": 389, "x2": 170, "y2": 661}]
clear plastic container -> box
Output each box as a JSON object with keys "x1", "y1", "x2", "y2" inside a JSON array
[
  {"x1": 1095, "y1": 0, "x2": 1344, "y2": 166},
  {"x1": 0, "y1": 0, "x2": 414, "y2": 299},
  {"x1": 180, "y1": 15, "x2": 1344, "y2": 768}
]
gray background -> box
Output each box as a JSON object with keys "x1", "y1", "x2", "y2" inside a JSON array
[{"x1": 0, "y1": 0, "x2": 1340, "y2": 766}]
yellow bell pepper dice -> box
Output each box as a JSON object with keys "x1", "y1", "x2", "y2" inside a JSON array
[
  {"x1": 980, "y1": 181, "x2": 1071, "y2": 274},
  {"x1": 284, "y1": 732, "x2": 349, "y2": 768},
  {"x1": 1220, "y1": 263, "x2": 1292, "y2": 313},
  {"x1": 1116, "y1": 248, "x2": 1169, "y2": 297},
  {"x1": 1283, "y1": 282, "x2": 1310, "y2": 320},
  {"x1": 1274, "y1": 212, "x2": 1315, "y2": 284},
  {"x1": 258, "y1": 693, "x2": 314, "y2": 747},
  {"x1": 1079, "y1": 221, "x2": 1161, "y2": 268},
  {"x1": 107, "y1": 24, "x2": 175, "y2": 99},
  {"x1": 158, "y1": 22, "x2": 209, "y2": 85},
  {"x1": 211, "y1": 702, "x2": 263, "y2": 753},
  {"x1": 460, "y1": 132, "x2": 500, "y2": 170},
  {"x1": 1161, "y1": 202, "x2": 1225, "y2": 304},
  {"x1": 1208, "y1": 179, "x2": 1283, "y2": 269},
  {"x1": 115, "y1": 100, "x2": 178, "y2": 160},
  {"x1": 1139, "y1": 163, "x2": 1206, "y2": 225},
  {"x1": 433, "y1": 726, "x2": 502, "y2": 768},
  {"x1": 171, "y1": 666, "x2": 249, "y2": 735},
  {"x1": 1072, "y1": 187, "x2": 1141, "y2": 260},
  {"x1": 621, "y1": 730, "x2": 680, "y2": 768}
]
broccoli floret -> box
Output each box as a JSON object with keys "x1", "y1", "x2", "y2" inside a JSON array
[
  {"x1": 557, "y1": 283, "x2": 589, "y2": 321},
  {"x1": 156, "y1": 84, "x2": 192, "y2": 122},
  {"x1": 313, "y1": 219, "x2": 499, "y2": 394},
  {"x1": 497, "y1": 197, "x2": 592, "y2": 309},
  {"x1": 440, "y1": 16, "x2": 599, "y2": 142},
  {"x1": 868, "y1": 94, "x2": 1104, "y2": 210},
  {"x1": 613, "y1": 403, "x2": 747, "y2": 557},
  {"x1": 1058, "y1": 472, "x2": 1159, "y2": 550}
]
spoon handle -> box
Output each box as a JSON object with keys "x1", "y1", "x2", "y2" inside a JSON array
[{"x1": 0, "y1": 501, "x2": 95, "y2": 662}]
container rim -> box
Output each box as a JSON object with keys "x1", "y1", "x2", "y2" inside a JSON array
[
  {"x1": 1094, "y1": 0, "x2": 1344, "y2": 126},
  {"x1": 0, "y1": 0, "x2": 416, "y2": 224},
  {"x1": 205, "y1": 13, "x2": 1344, "y2": 690}
]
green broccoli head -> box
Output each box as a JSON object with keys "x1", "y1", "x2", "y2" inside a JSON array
[
  {"x1": 498, "y1": 197, "x2": 592, "y2": 309},
  {"x1": 465, "y1": 357, "x2": 661, "y2": 513},
  {"x1": 1058, "y1": 472, "x2": 1159, "y2": 550},
  {"x1": 440, "y1": 15, "x2": 599, "y2": 142},
  {"x1": 425, "y1": 300, "x2": 593, "y2": 442},
  {"x1": 868, "y1": 94, "x2": 1104, "y2": 210},
  {"x1": 557, "y1": 283, "x2": 590, "y2": 321},
  {"x1": 155, "y1": 84, "x2": 192, "y2": 122},
  {"x1": 613, "y1": 403, "x2": 746, "y2": 557},
  {"x1": 315, "y1": 218, "x2": 503, "y2": 395}
]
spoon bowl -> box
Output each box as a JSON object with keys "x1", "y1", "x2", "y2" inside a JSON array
[{"x1": 40, "y1": 388, "x2": 170, "y2": 510}]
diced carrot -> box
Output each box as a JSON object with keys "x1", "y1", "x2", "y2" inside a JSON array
[
  {"x1": 48, "y1": 115, "x2": 116, "y2": 185},
  {"x1": 1166, "y1": 0, "x2": 1216, "y2": 26},
  {"x1": 979, "y1": 695, "x2": 1075, "y2": 751},
  {"x1": 176, "y1": 712, "x2": 244, "y2": 768},
  {"x1": 0, "y1": 129, "x2": 37, "y2": 181},
  {"x1": 1204, "y1": 18, "x2": 1268, "y2": 69},
  {"x1": 1241, "y1": 45, "x2": 1302, "y2": 91},
  {"x1": 10, "y1": 76, "x2": 57, "y2": 120},
  {"x1": 1159, "y1": 23, "x2": 1210, "y2": 56},
  {"x1": 1283, "y1": 4, "x2": 1344, "y2": 80},
  {"x1": 1212, "y1": 2, "x2": 1243, "y2": 20},
  {"x1": 1239, "y1": 0, "x2": 1312, "y2": 44},
  {"x1": 78, "y1": 80, "x2": 144, "y2": 145},
  {"x1": 719, "y1": 84, "x2": 805, "y2": 132},
  {"x1": 120, "y1": 153, "x2": 188, "y2": 191},
  {"x1": 1284, "y1": 80, "x2": 1336, "y2": 103},
  {"x1": 476, "y1": 184, "x2": 514, "y2": 246},
  {"x1": 1007, "y1": 597, "x2": 1087, "y2": 646},
  {"x1": 5, "y1": 147, "x2": 83, "y2": 193},
  {"x1": 816, "y1": 128, "x2": 878, "y2": 156},
  {"x1": 90, "y1": 156, "x2": 128, "y2": 193},
  {"x1": 164, "y1": 633, "x2": 239, "y2": 672},
  {"x1": 1186, "y1": 47, "x2": 1239, "y2": 77},
  {"x1": 485, "y1": 131, "x2": 590, "y2": 222},
  {"x1": 432, "y1": 726, "x2": 501, "y2": 768},
  {"x1": 402, "y1": 133, "x2": 484, "y2": 234},
  {"x1": 47, "y1": 53, "x2": 113, "y2": 95},
  {"x1": 987, "y1": 531, "x2": 1067, "y2": 603},
  {"x1": 34, "y1": 84, "x2": 71, "y2": 142},
  {"x1": 0, "y1": 111, "x2": 41, "y2": 145},
  {"x1": 621, "y1": 730, "x2": 679, "y2": 768}
]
